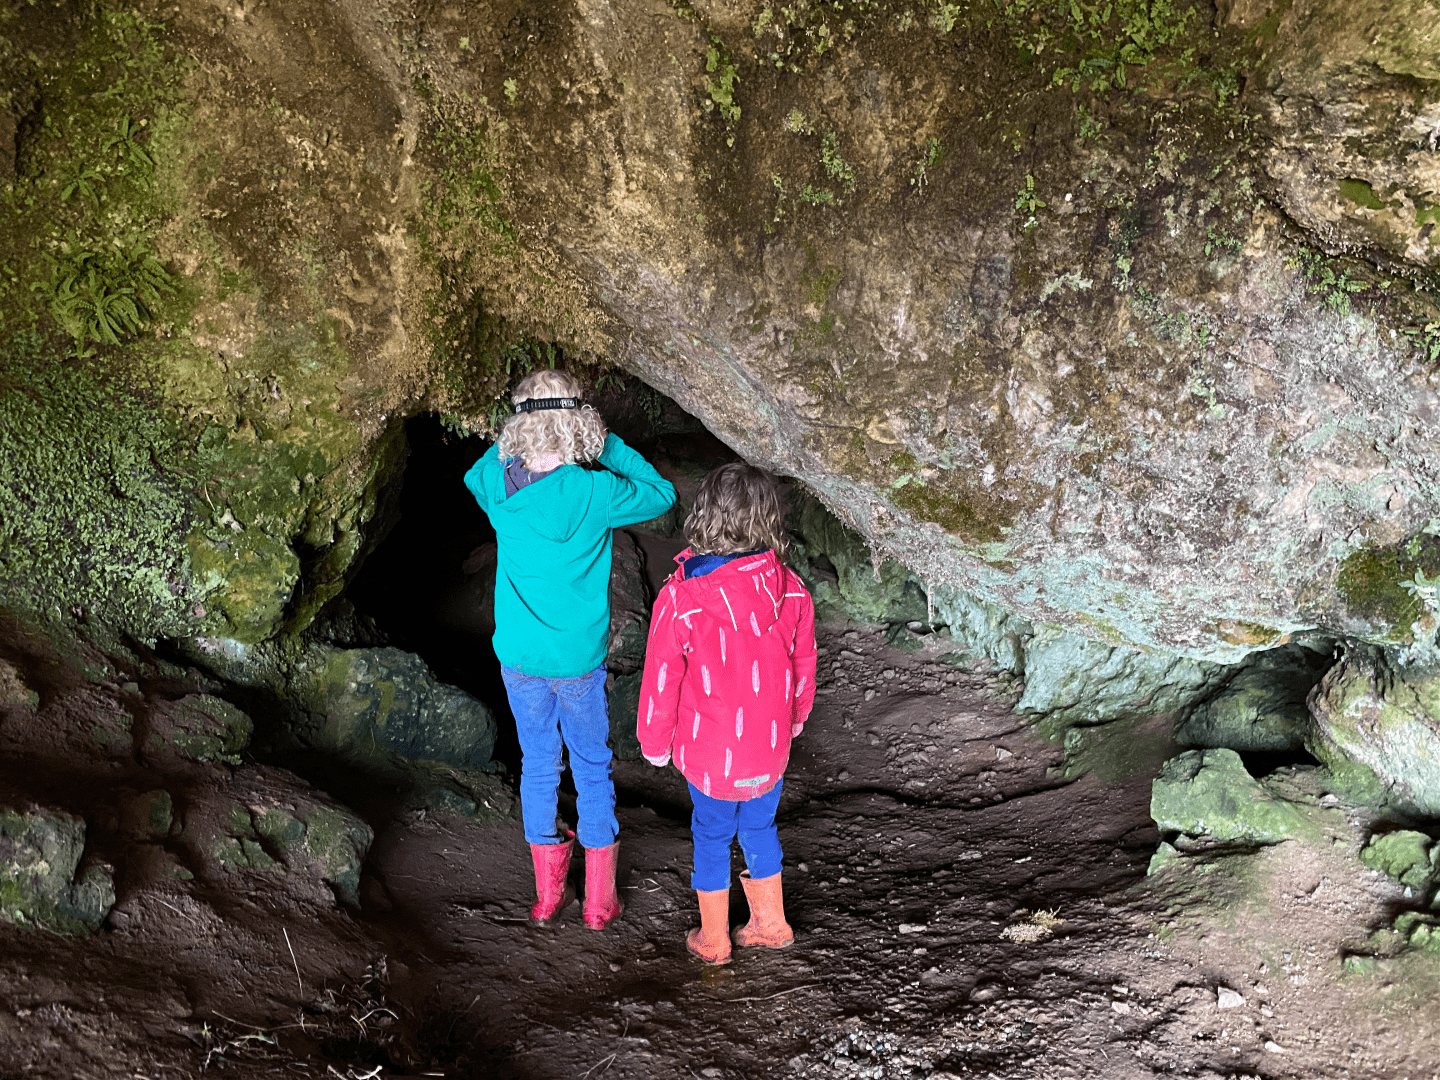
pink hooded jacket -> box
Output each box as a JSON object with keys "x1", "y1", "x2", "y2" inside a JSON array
[{"x1": 636, "y1": 548, "x2": 817, "y2": 800}]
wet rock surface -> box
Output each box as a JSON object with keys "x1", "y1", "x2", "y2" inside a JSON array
[{"x1": 1, "y1": 622, "x2": 1438, "y2": 1078}]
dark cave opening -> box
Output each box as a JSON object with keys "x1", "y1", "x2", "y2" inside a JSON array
[{"x1": 345, "y1": 413, "x2": 516, "y2": 767}]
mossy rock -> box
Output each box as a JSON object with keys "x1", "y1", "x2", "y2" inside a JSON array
[
  {"x1": 1360, "y1": 830, "x2": 1436, "y2": 890},
  {"x1": 147, "y1": 694, "x2": 253, "y2": 765},
  {"x1": 608, "y1": 670, "x2": 643, "y2": 761},
  {"x1": 207, "y1": 790, "x2": 373, "y2": 907},
  {"x1": 1176, "y1": 638, "x2": 1334, "y2": 752},
  {"x1": 1308, "y1": 648, "x2": 1440, "y2": 816},
  {"x1": 0, "y1": 659, "x2": 38, "y2": 709},
  {"x1": 0, "y1": 803, "x2": 114, "y2": 933},
  {"x1": 120, "y1": 789, "x2": 175, "y2": 841},
  {"x1": 293, "y1": 646, "x2": 497, "y2": 771},
  {"x1": 1150, "y1": 749, "x2": 1311, "y2": 846},
  {"x1": 790, "y1": 494, "x2": 927, "y2": 625}
]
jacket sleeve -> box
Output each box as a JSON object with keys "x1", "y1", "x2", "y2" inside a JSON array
[
  {"x1": 637, "y1": 583, "x2": 686, "y2": 760},
  {"x1": 598, "y1": 433, "x2": 677, "y2": 527},
  {"x1": 789, "y1": 582, "x2": 818, "y2": 736},
  {"x1": 463, "y1": 444, "x2": 499, "y2": 508}
]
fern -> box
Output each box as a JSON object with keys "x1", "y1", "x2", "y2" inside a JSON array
[{"x1": 37, "y1": 246, "x2": 174, "y2": 358}]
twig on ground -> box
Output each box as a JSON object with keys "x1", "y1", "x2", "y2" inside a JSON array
[
  {"x1": 153, "y1": 897, "x2": 198, "y2": 924},
  {"x1": 283, "y1": 926, "x2": 304, "y2": 998},
  {"x1": 579, "y1": 1052, "x2": 618, "y2": 1078},
  {"x1": 210, "y1": 1011, "x2": 269, "y2": 1031},
  {"x1": 720, "y1": 983, "x2": 820, "y2": 1003}
]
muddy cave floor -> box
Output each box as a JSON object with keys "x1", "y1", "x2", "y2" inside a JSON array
[{"x1": 4, "y1": 626, "x2": 1440, "y2": 1080}]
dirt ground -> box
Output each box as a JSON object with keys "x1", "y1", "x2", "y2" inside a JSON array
[{"x1": 3, "y1": 620, "x2": 1440, "y2": 1080}]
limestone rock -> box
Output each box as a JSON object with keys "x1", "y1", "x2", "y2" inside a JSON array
[
  {"x1": 0, "y1": 659, "x2": 38, "y2": 709},
  {"x1": 0, "y1": 803, "x2": 114, "y2": 933},
  {"x1": 1359, "y1": 830, "x2": 1436, "y2": 890},
  {"x1": 1151, "y1": 749, "x2": 1311, "y2": 845},
  {"x1": 199, "y1": 770, "x2": 373, "y2": 907},
  {"x1": 293, "y1": 646, "x2": 496, "y2": 771},
  {"x1": 1019, "y1": 628, "x2": 1227, "y2": 725},
  {"x1": 146, "y1": 694, "x2": 254, "y2": 765},
  {"x1": 1308, "y1": 649, "x2": 1440, "y2": 815},
  {"x1": 1177, "y1": 638, "x2": 1335, "y2": 752},
  {"x1": 790, "y1": 495, "x2": 928, "y2": 626}
]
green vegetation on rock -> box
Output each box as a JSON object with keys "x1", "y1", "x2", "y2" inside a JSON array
[
  {"x1": 0, "y1": 804, "x2": 114, "y2": 933},
  {"x1": 1151, "y1": 748, "x2": 1312, "y2": 847}
]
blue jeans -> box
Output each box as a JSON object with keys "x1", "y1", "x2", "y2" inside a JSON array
[
  {"x1": 501, "y1": 665, "x2": 617, "y2": 850},
  {"x1": 688, "y1": 780, "x2": 784, "y2": 892}
]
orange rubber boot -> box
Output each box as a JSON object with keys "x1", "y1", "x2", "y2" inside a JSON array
[
  {"x1": 685, "y1": 888, "x2": 732, "y2": 965},
  {"x1": 733, "y1": 870, "x2": 793, "y2": 949},
  {"x1": 582, "y1": 841, "x2": 624, "y2": 930},
  {"x1": 528, "y1": 835, "x2": 575, "y2": 926}
]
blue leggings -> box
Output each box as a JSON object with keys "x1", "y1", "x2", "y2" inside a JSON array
[{"x1": 688, "y1": 780, "x2": 784, "y2": 891}]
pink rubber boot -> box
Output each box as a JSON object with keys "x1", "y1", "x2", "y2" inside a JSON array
[
  {"x1": 733, "y1": 870, "x2": 793, "y2": 949},
  {"x1": 528, "y1": 835, "x2": 575, "y2": 926},
  {"x1": 582, "y1": 841, "x2": 624, "y2": 930},
  {"x1": 686, "y1": 889, "x2": 732, "y2": 965}
]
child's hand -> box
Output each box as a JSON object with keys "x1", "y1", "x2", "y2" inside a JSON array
[
  {"x1": 643, "y1": 750, "x2": 672, "y2": 768},
  {"x1": 791, "y1": 723, "x2": 804, "y2": 738}
]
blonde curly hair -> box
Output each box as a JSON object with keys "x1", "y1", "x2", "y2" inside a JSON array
[
  {"x1": 496, "y1": 370, "x2": 608, "y2": 466},
  {"x1": 686, "y1": 463, "x2": 790, "y2": 561}
]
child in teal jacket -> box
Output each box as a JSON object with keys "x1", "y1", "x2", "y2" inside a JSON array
[{"x1": 463, "y1": 369, "x2": 675, "y2": 929}]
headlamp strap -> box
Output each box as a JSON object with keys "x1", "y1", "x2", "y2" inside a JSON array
[{"x1": 515, "y1": 397, "x2": 580, "y2": 414}]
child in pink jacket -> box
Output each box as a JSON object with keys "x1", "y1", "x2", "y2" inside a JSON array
[{"x1": 636, "y1": 463, "x2": 817, "y2": 965}]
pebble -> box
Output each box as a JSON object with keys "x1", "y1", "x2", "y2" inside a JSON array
[
  {"x1": 1264, "y1": 1040, "x2": 1287, "y2": 1054},
  {"x1": 883, "y1": 669, "x2": 896, "y2": 679},
  {"x1": 1216, "y1": 987, "x2": 1246, "y2": 1009},
  {"x1": 1111, "y1": 1001, "x2": 1131, "y2": 1015},
  {"x1": 865, "y1": 689, "x2": 877, "y2": 701}
]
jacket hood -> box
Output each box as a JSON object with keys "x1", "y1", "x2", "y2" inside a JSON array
[
  {"x1": 670, "y1": 548, "x2": 793, "y2": 635},
  {"x1": 476, "y1": 454, "x2": 593, "y2": 543}
]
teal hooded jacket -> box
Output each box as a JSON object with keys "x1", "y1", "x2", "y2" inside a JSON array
[{"x1": 463, "y1": 433, "x2": 676, "y2": 678}]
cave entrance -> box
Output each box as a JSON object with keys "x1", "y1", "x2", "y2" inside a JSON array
[{"x1": 345, "y1": 378, "x2": 738, "y2": 777}]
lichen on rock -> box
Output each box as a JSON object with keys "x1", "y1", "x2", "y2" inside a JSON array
[
  {"x1": 0, "y1": 801, "x2": 114, "y2": 933},
  {"x1": 1150, "y1": 748, "x2": 1312, "y2": 848},
  {"x1": 1308, "y1": 647, "x2": 1440, "y2": 816}
]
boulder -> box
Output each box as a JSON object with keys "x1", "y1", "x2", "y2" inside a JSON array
[
  {"x1": 1151, "y1": 749, "x2": 1311, "y2": 846},
  {"x1": 0, "y1": 659, "x2": 37, "y2": 710},
  {"x1": 1360, "y1": 830, "x2": 1436, "y2": 891},
  {"x1": 120, "y1": 789, "x2": 176, "y2": 842},
  {"x1": 1177, "y1": 638, "x2": 1336, "y2": 752},
  {"x1": 200, "y1": 770, "x2": 373, "y2": 907},
  {"x1": 146, "y1": 694, "x2": 254, "y2": 766},
  {"x1": 292, "y1": 646, "x2": 496, "y2": 771},
  {"x1": 1307, "y1": 649, "x2": 1440, "y2": 815},
  {"x1": 0, "y1": 803, "x2": 114, "y2": 933}
]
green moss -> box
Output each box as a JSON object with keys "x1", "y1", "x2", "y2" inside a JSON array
[
  {"x1": 1337, "y1": 537, "x2": 1440, "y2": 637},
  {"x1": 1339, "y1": 178, "x2": 1387, "y2": 210},
  {"x1": 0, "y1": 335, "x2": 196, "y2": 634},
  {"x1": 891, "y1": 476, "x2": 1013, "y2": 545}
]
